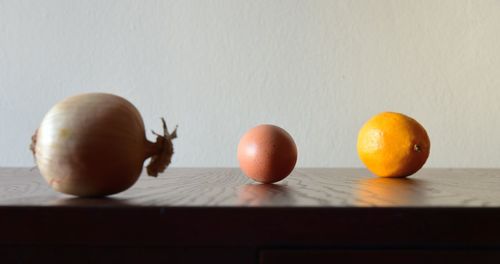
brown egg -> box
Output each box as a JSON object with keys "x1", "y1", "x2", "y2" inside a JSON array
[{"x1": 237, "y1": 124, "x2": 298, "y2": 183}]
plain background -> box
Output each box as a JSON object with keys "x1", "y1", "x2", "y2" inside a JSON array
[{"x1": 1, "y1": 0, "x2": 500, "y2": 168}]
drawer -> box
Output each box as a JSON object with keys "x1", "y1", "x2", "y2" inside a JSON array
[
  {"x1": 260, "y1": 249, "x2": 500, "y2": 264},
  {"x1": 2, "y1": 246, "x2": 255, "y2": 264}
]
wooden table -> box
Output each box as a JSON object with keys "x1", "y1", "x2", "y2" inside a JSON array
[{"x1": 2, "y1": 168, "x2": 500, "y2": 263}]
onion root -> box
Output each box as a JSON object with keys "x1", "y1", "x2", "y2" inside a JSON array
[{"x1": 30, "y1": 129, "x2": 38, "y2": 156}]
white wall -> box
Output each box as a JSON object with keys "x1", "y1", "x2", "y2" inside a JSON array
[{"x1": 1, "y1": 0, "x2": 500, "y2": 168}]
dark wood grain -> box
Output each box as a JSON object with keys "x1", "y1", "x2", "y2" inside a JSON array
[{"x1": 2, "y1": 168, "x2": 500, "y2": 263}]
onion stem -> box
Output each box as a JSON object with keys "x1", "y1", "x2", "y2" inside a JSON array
[{"x1": 146, "y1": 118, "x2": 178, "y2": 177}]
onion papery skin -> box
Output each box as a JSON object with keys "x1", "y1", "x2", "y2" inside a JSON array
[{"x1": 34, "y1": 93, "x2": 152, "y2": 197}]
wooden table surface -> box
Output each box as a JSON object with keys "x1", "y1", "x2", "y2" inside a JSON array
[
  {"x1": 2, "y1": 167, "x2": 500, "y2": 207},
  {"x1": 2, "y1": 168, "x2": 500, "y2": 264}
]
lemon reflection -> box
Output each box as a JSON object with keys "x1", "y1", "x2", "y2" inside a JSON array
[
  {"x1": 238, "y1": 183, "x2": 292, "y2": 206},
  {"x1": 356, "y1": 177, "x2": 426, "y2": 206}
]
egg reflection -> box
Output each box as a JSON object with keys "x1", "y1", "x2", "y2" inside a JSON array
[
  {"x1": 238, "y1": 183, "x2": 292, "y2": 206},
  {"x1": 356, "y1": 177, "x2": 426, "y2": 206}
]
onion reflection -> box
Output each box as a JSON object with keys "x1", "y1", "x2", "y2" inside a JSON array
[{"x1": 49, "y1": 197, "x2": 131, "y2": 207}]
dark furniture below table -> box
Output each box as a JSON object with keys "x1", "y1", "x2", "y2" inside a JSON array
[{"x1": 1, "y1": 168, "x2": 500, "y2": 263}]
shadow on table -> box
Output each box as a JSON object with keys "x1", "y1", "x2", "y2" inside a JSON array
[
  {"x1": 355, "y1": 177, "x2": 428, "y2": 206},
  {"x1": 238, "y1": 183, "x2": 293, "y2": 206}
]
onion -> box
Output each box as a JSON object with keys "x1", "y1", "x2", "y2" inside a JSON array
[{"x1": 30, "y1": 93, "x2": 177, "y2": 197}]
